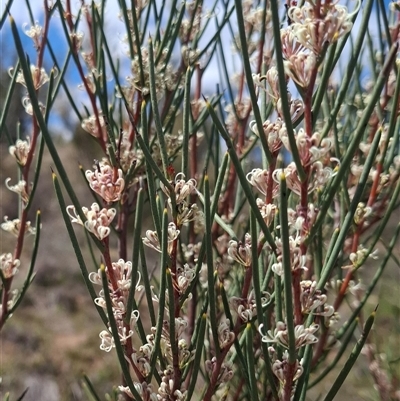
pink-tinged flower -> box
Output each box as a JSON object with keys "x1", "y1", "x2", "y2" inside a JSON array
[
  {"x1": 89, "y1": 259, "x2": 143, "y2": 294},
  {"x1": 228, "y1": 233, "x2": 252, "y2": 267},
  {"x1": 142, "y1": 222, "x2": 180, "y2": 254},
  {"x1": 162, "y1": 173, "x2": 198, "y2": 205},
  {"x1": 175, "y1": 263, "x2": 196, "y2": 293},
  {"x1": 284, "y1": 51, "x2": 316, "y2": 89},
  {"x1": 230, "y1": 290, "x2": 270, "y2": 322},
  {"x1": 265, "y1": 67, "x2": 280, "y2": 102},
  {"x1": 300, "y1": 280, "x2": 334, "y2": 316},
  {"x1": 281, "y1": 28, "x2": 304, "y2": 58},
  {"x1": 249, "y1": 117, "x2": 284, "y2": 154},
  {"x1": 176, "y1": 202, "x2": 203, "y2": 227},
  {"x1": 272, "y1": 351, "x2": 304, "y2": 385},
  {"x1": 273, "y1": 161, "x2": 334, "y2": 196},
  {"x1": 99, "y1": 329, "x2": 114, "y2": 352},
  {"x1": 1, "y1": 216, "x2": 36, "y2": 237},
  {"x1": 217, "y1": 319, "x2": 235, "y2": 348},
  {"x1": 10, "y1": 65, "x2": 51, "y2": 90},
  {"x1": 277, "y1": 96, "x2": 304, "y2": 124},
  {"x1": 246, "y1": 168, "x2": 269, "y2": 196},
  {"x1": 256, "y1": 199, "x2": 277, "y2": 226},
  {"x1": 119, "y1": 382, "x2": 158, "y2": 401},
  {"x1": 9, "y1": 138, "x2": 31, "y2": 166},
  {"x1": 66, "y1": 203, "x2": 116, "y2": 240},
  {"x1": 288, "y1": 3, "x2": 353, "y2": 54},
  {"x1": 0, "y1": 253, "x2": 20, "y2": 279},
  {"x1": 5, "y1": 179, "x2": 30, "y2": 204},
  {"x1": 259, "y1": 321, "x2": 319, "y2": 349},
  {"x1": 23, "y1": 22, "x2": 43, "y2": 43},
  {"x1": 205, "y1": 357, "x2": 234, "y2": 384},
  {"x1": 81, "y1": 114, "x2": 105, "y2": 138},
  {"x1": 85, "y1": 161, "x2": 125, "y2": 203},
  {"x1": 272, "y1": 234, "x2": 307, "y2": 276},
  {"x1": 22, "y1": 96, "x2": 46, "y2": 116}
]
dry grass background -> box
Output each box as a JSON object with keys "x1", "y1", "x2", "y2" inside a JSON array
[{"x1": 0, "y1": 136, "x2": 399, "y2": 401}]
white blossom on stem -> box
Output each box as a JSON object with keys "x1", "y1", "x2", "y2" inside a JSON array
[
  {"x1": 9, "y1": 138, "x2": 31, "y2": 166},
  {"x1": 0, "y1": 253, "x2": 20, "y2": 279},
  {"x1": 85, "y1": 160, "x2": 125, "y2": 203},
  {"x1": 66, "y1": 203, "x2": 116, "y2": 240}
]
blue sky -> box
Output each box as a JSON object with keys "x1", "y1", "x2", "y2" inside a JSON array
[{"x1": 0, "y1": 0, "x2": 396, "y2": 138}]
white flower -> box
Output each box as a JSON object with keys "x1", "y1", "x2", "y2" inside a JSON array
[
  {"x1": 99, "y1": 330, "x2": 114, "y2": 352},
  {"x1": 10, "y1": 65, "x2": 51, "y2": 90},
  {"x1": 85, "y1": 161, "x2": 125, "y2": 203},
  {"x1": 246, "y1": 168, "x2": 269, "y2": 196},
  {"x1": 9, "y1": 138, "x2": 31, "y2": 166},
  {"x1": 66, "y1": 203, "x2": 116, "y2": 240},
  {"x1": 227, "y1": 233, "x2": 252, "y2": 267},
  {"x1": 259, "y1": 321, "x2": 319, "y2": 349},
  {"x1": 218, "y1": 319, "x2": 235, "y2": 348},
  {"x1": 22, "y1": 96, "x2": 46, "y2": 116},
  {"x1": 0, "y1": 253, "x2": 20, "y2": 279},
  {"x1": 81, "y1": 114, "x2": 105, "y2": 138},
  {"x1": 142, "y1": 223, "x2": 180, "y2": 254},
  {"x1": 1, "y1": 216, "x2": 36, "y2": 237},
  {"x1": 5, "y1": 179, "x2": 29, "y2": 203}
]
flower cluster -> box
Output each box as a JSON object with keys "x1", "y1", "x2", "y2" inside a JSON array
[
  {"x1": 300, "y1": 280, "x2": 334, "y2": 316},
  {"x1": 288, "y1": 2, "x2": 353, "y2": 53},
  {"x1": 119, "y1": 382, "x2": 157, "y2": 401},
  {"x1": 205, "y1": 357, "x2": 234, "y2": 386},
  {"x1": 249, "y1": 117, "x2": 285, "y2": 155},
  {"x1": 217, "y1": 319, "x2": 235, "y2": 348},
  {"x1": 143, "y1": 222, "x2": 180, "y2": 254},
  {"x1": 259, "y1": 321, "x2": 319, "y2": 349},
  {"x1": 9, "y1": 138, "x2": 31, "y2": 166},
  {"x1": 126, "y1": 45, "x2": 177, "y2": 98},
  {"x1": 158, "y1": 367, "x2": 187, "y2": 401},
  {"x1": 161, "y1": 173, "x2": 204, "y2": 230},
  {"x1": 1, "y1": 216, "x2": 36, "y2": 237},
  {"x1": 89, "y1": 259, "x2": 143, "y2": 352},
  {"x1": 282, "y1": 2, "x2": 353, "y2": 88},
  {"x1": 246, "y1": 168, "x2": 272, "y2": 197},
  {"x1": 114, "y1": 129, "x2": 142, "y2": 173},
  {"x1": 5, "y1": 179, "x2": 29, "y2": 204},
  {"x1": 230, "y1": 290, "x2": 270, "y2": 322},
  {"x1": 23, "y1": 21, "x2": 43, "y2": 48},
  {"x1": 0, "y1": 253, "x2": 20, "y2": 279},
  {"x1": 67, "y1": 203, "x2": 116, "y2": 240},
  {"x1": 175, "y1": 263, "x2": 196, "y2": 293},
  {"x1": 273, "y1": 160, "x2": 335, "y2": 196},
  {"x1": 85, "y1": 160, "x2": 125, "y2": 203},
  {"x1": 271, "y1": 350, "x2": 304, "y2": 400},
  {"x1": 10, "y1": 65, "x2": 51, "y2": 90},
  {"x1": 81, "y1": 114, "x2": 106, "y2": 139},
  {"x1": 272, "y1": 235, "x2": 307, "y2": 276},
  {"x1": 227, "y1": 233, "x2": 252, "y2": 267}
]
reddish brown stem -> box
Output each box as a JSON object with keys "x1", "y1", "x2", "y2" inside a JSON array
[
  {"x1": 63, "y1": 1, "x2": 106, "y2": 151},
  {"x1": 102, "y1": 238, "x2": 120, "y2": 292},
  {"x1": 0, "y1": 4, "x2": 52, "y2": 329},
  {"x1": 282, "y1": 360, "x2": 297, "y2": 401},
  {"x1": 266, "y1": 158, "x2": 277, "y2": 205}
]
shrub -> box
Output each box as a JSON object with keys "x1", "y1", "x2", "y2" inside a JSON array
[{"x1": 1, "y1": 0, "x2": 400, "y2": 400}]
